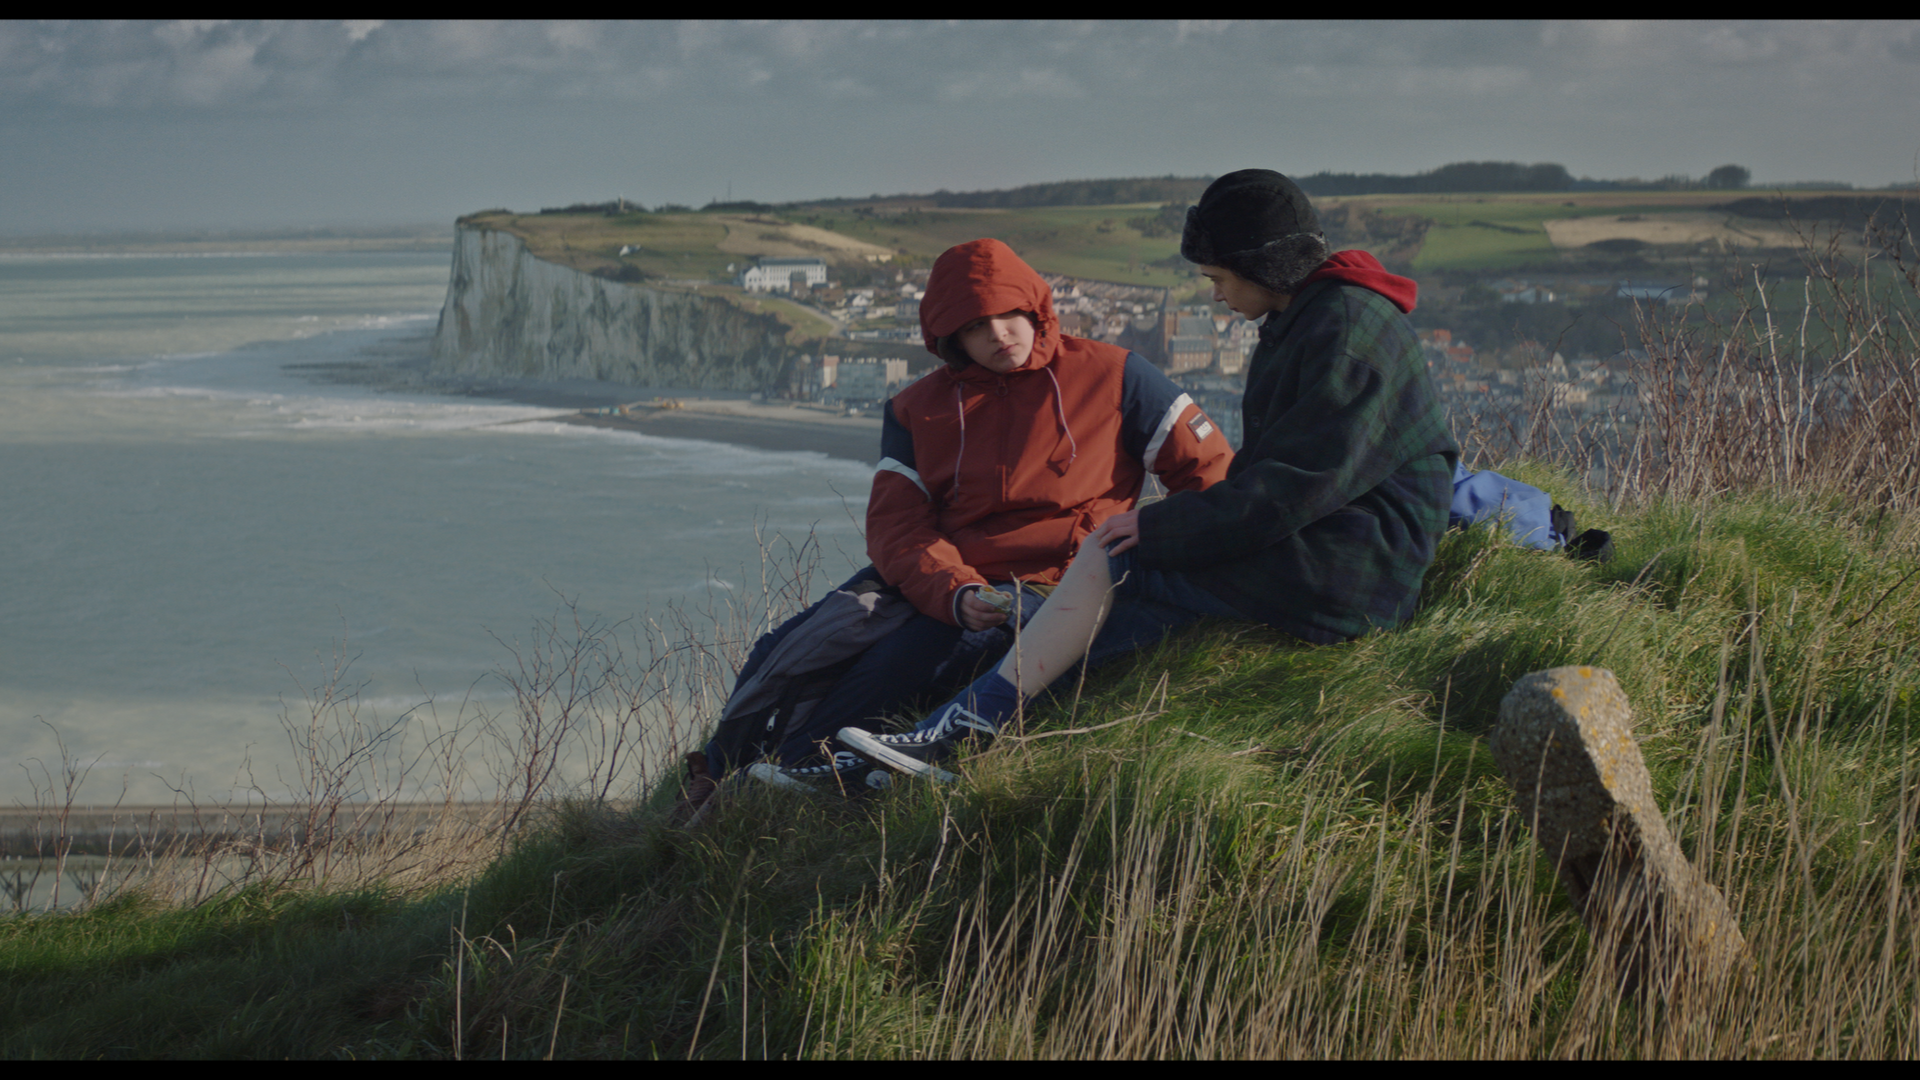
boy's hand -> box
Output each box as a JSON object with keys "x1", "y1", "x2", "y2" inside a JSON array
[
  {"x1": 1088, "y1": 509, "x2": 1142, "y2": 555},
  {"x1": 957, "y1": 588, "x2": 1010, "y2": 631}
]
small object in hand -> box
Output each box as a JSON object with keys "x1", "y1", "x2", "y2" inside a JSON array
[{"x1": 975, "y1": 585, "x2": 1015, "y2": 615}]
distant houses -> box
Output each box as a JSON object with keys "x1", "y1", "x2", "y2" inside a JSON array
[
  {"x1": 1153, "y1": 303, "x2": 1259, "y2": 375},
  {"x1": 1167, "y1": 336, "x2": 1215, "y2": 373},
  {"x1": 1418, "y1": 328, "x2": 1475, "y2": 367},
  {"x1": 833, "y1": 357, "x2": 911, "y2": 403},
  {"x1": 788, "y1": 354, "x2": 915, "y2": 405},
  {"x1": 739, "y1": 257, "x2": 829, "y2": 293}
]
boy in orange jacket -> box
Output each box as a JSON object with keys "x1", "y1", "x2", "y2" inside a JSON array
[{"x1": 705, "y1": 238, "x2": 1232, "y2": 796}]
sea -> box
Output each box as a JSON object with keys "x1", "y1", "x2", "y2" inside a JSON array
[{"x1": 0, "y1": 250, "x2": 874, "y2": 808}]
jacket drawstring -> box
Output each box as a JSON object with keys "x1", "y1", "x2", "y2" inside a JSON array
[
  {"x1": 951, "y1": 383, "x2": 966, "y2": 497},
  {"x1": 1045, "y1": 367, "x2": 1079, "y2": 468},
  {"x1": 951, "y1": 370, "x2": 1076, "y2": 497}
]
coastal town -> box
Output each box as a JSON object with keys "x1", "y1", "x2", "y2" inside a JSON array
[{"x1": 738, "y1": 254, "x2": 1677, "y2": 449}]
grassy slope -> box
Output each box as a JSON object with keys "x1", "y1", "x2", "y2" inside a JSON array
[
  {"x1": 464, "y1": 210, "x2": 737, "y2": 282},
  {"x1": 7, "y1": 467, "x2": 1916, "y2": 1058},
  {"x1": 788, "y1": 204, "x2": 1190, "y2": 288},
  {"x1": 476, "y1": 204, "x2": 1187, "y2": 290},
  {"x1": 1341, "y1": 191, "x2": 1744, "y2": 271},
  {"x1": 479, "y1": 190, "x2": 1866, "y2": 309},
  {"x1": 735, "y1": 294, "x2": 837, "y2": 344}
]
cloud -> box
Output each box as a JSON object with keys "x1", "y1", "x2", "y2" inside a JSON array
[
  {"x1": 1172, "y1": 20, "x2": 1238, "y2": 44},
  {"x1": 936, "y1": 67, "x2": 1085, "y2": 103},
  {"x1": 0, "y1": 20, "x2": 363, "y2": 109},
  {"x1": 4, "y1": 17, "x2": 1917, "y2": 230},
  {"x1": 7, "y1": 19, "x2": 1909, "y2": 116},
  {"x1": 1894, "y1": 25, "x2": 1920, "y2": 64},
  {"x1": 1391, "y1": 64, "x2": 1530, "y2": 97}
]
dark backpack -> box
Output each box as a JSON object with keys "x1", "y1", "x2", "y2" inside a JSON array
[{"x1": 702, "y1": 578, "x2": 920, "y2": 774}]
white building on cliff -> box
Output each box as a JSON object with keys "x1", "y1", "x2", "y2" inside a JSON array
[{"x1": 739, "y1": 258, "x2": 828, "y2": 293}]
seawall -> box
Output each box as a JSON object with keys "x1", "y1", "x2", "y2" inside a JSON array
[{"x1": 429, "y1": 224, "x2": 799, "y2": 391}]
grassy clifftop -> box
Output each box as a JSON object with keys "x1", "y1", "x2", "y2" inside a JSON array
[
  {"x1": 468, "y1": 187, "x2": 1890, "y2": 295},
  {"x1": 6, "y1": 230, "x2": 1916, "y2": 1058},
  {"x1": 6, "y1": 468, "x2": 1917, "y2": 1057}
]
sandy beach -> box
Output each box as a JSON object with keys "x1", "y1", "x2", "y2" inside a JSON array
[
  {"x1": 290, "y1": 328, "x2": 884, "y2": 464},
  {"x1": 564, "y1": 397, "x2": 883, "y2": 464}
]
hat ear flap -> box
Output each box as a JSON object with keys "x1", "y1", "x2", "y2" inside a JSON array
[
  {"x1": 1179, "y1": 206, "x2": 1215, "y2": 267},
  {"x1": 1219, "y1": 232, "x2": 1331, "y2": 295}
]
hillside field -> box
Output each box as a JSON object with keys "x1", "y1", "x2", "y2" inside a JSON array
[
  {"x1": 1320, "y1": 189, "x2": 1866, "y2": 272},
  {"x1": 483, "y1": 188, "x2": 1886, "y2": 297}
]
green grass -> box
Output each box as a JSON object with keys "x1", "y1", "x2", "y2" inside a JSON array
[
  {"x1": 792, "y1": 203, "x2": 1189, "y2": 287},
  {"x1": 1362, "y1": 194, "x2": 1637, "y2": 271},
  {"x1": 741, "y1": 296, "x2": 836, "y2": 343},
  {"x1": 465, "y1": 210, "x2": 738, "y2": 282},
  {"x1": 0, "y1": 885, "x2": 457, "y2": 1058},
  {"x1": 480, "y1": 202, "x2": 1205, "y2": 290},
  {"x1": 471, "y1": 189, "x2": 1876, "y2": 310},
  {"x1": 7, "y1": 470, "x2": 1916, "y2": 1057},
  {"x1": 1324, "y1": 190, "x2": 1803, "y2": 271}
]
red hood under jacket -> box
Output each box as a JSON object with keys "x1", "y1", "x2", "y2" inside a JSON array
[{"x1": 1297, "y1": 249, "x2": 1418, "y2": 314}]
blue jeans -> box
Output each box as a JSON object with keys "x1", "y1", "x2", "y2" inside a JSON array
[
  {"x1": 1081, "y1": 546, "x2": 1246, "y2": 668},
  {"x1": 911, "y1": 549, "x2": 1246, "y2": 732},
  {"x1": 705, "y1": 568, "x2": 1046, "y2": 771}
]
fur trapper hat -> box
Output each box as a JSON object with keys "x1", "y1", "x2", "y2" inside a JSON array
[{"x1": 1180, "y1": 169, "x2": 1330, "y2": 295}]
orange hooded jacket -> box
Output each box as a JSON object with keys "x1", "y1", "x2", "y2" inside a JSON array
[{"x1": 868, "y1": 239, "x2": 1233, "y2": 624}]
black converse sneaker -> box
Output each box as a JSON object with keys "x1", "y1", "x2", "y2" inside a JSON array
[
  {"x1": 839, "y1": 702, "x2": 1000, "y2": 780},
  {"x1": 746, "y1": 752, "x2": 889, "y2": 793}
]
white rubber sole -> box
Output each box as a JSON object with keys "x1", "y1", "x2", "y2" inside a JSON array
[
  {"x1": 745, "y1": 761, "x2": 893, "y2": 792},
  {"x1": 838, "y1": 727, "x2": 959, "y2": 783},
  {"x1": 745, "y1": 762, "x2": 816, "y2": 791}
]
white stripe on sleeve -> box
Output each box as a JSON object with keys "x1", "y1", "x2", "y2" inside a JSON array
[
  {"x1": 875, "y1": 456, "x2": 929, "y2": 499},
  {"x1": 1141, "y1": 393, "x2": 1194, "y2": 474}
]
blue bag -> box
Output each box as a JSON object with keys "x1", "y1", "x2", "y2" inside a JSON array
[{"x1": 1449, "y1": 463, "x2": 1567, "y2": 551}]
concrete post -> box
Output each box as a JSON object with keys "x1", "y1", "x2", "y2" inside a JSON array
[{"x1": 1490, "y1": 665, "x2": 1748, "y2": 994}]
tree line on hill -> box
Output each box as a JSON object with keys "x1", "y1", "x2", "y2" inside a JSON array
[
  {"x1": 516, "y1": 162, "x2": 1920, "y2": 225},
  {"x1": 527, "y1": 162, "x2": 1912, "y2": 221},
  {"x1": 1300, "y1": 161, "x2": 1577, "y2": 196},
  {"x1": 808, "y1": 162, "x2": 1768, "y2": 210}
]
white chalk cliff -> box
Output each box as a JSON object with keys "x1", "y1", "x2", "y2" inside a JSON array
[{"x1": 430, "y1": 224, "x2": 798, "y2": 390}]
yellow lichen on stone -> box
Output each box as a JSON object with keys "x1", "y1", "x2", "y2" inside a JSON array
[{"x1": 1492, "y1": 664, "x2": 1749, "y2": 991}]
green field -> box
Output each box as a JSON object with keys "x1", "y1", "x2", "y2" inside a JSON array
[
  {"x1": 1325, "y1": 190, "x2": 1775, "y2": 272},
  {"x1": 475, "y1": 189, "x2": 1875, "y2": 317},
  {"x1": 463, "y1": 210, "x2": 738, "y2": 282},
  {"x1": 789, "y1": 203, "x2": 1191, "y2": 287},
  {"x1": 476, "y1": 204, "x2": 1194, "y2": 290},
  {"x1": 751, "y1": 295, "x2": 837, "y2": 343}
]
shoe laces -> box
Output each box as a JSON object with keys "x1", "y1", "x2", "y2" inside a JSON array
[
  {"x1": 933, "y1": 704, "x2": 997, "y2": 739},
  {"x1": 786, "y1": 752, "x2": 866, "y2": 778}
]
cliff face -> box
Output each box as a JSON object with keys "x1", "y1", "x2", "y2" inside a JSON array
[{"x1": 430, "y1": 225, "x2": 797, "y2": 390}]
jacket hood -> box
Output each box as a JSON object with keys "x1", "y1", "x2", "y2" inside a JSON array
[
  {"x1": 919, "y1": 239, "x2": 1060, "y2": 374},
  {"x1": 1297, "y1": 250, "x2": 1418, "y2": 314}
]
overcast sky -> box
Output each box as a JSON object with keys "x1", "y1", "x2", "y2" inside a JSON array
[{"x1": 3, "y1": 20, "x2": 1917, "y2": 235}]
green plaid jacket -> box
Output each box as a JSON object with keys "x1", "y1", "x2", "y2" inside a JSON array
[{"x1": 1136, "y1": 279, "x2": 1459, "y2": 643}]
